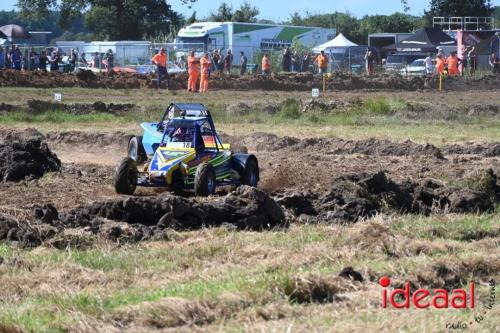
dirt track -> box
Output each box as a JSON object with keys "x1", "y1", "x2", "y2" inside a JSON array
[
  {"x1": 1, "y1": 69, "x2": 499, "y2": 91},
  {"x1": 1, "y1": 128, "x2": 499, "y2": 248}
]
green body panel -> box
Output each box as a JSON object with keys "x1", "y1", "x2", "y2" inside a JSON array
[
  {"x1": 275, "y1": 27, "x2": 314, "y2": 41},
  {"x1": 233, "y1": 24, "x2": 273, "y2": 34}
]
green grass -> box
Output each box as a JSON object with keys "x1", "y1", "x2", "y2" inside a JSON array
[
  {"x1": 390, "y1": 213, "x2": 499, "y2": 241},
  {"x1": 0, "y1": 213, "x2": 498, "y2": 332},
  {"x1": 1, "y1": 88, "x2": 499, "y2": 144}
]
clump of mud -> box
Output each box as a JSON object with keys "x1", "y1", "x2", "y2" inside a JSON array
[
  {"x1": 275, "y1": 171, "x2": 496, "y2": 223},
  {"x1": 0, "y1": 186, "x2": 286, "y2": 248},
  {"x1": 0, "y1": 138, "x2": 61, "y2": 182}
]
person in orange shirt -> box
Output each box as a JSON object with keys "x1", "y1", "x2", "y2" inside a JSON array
[
  {"x1": 435, "y1": 53, "x2": 446, "y2": 75},
  {"x1": 199, "y1": 52, "x2": 211, "y2": 93},
  {"x1": 314, "y1": 50, "x2": 329, "y2": 74},
  {"x1": 187, "y1": 50, "x2": 200, "y2": 92},
  {"x1": 262, "y1": 53, "x2": 271, "y2": 75},
  {"x1": 151, "y1": 47, "x2": 168, "y2": 89},
  {"x1": 446, "y1": 51, "x2": 460, "y2": 76}
]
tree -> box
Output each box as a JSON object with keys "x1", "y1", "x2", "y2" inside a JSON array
[
  {"x1": 17, "y1": 0, "x2": 184, "y2": 40},
  {"x1": 187, "y1": 11, "x2": 197, "y2": 24},
  {"x1": 493, "y1": 6, "x2": 500, "y2": 21},
  {"x1": 209, "y1": 3, "x2": 233, "y2": 22},
  {"x1": 428, "y1": 0, "x2": 492, "y2": 17},
  {"x1": 232, "y1": 1, "x2": 259, "y2": 23}
]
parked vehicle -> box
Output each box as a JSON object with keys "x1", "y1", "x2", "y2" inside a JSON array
[
  {"x1": 175, "y1": 22, "x2": 336, "y2": 65},
  {"x1": 400, "y1": 59, "x2": 431, "y2": 76},
  {"x1": 384, "y1": 53, "x2": 426, "y2": 72}
]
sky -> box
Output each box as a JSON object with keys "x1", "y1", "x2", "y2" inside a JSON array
[{"x1": 0, "y1": 0, "x2": 499, "y2": 22}]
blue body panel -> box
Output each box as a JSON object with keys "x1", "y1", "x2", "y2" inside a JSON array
[{"x1": 141, "y1": 122, "x2": 162, "y2": 156}]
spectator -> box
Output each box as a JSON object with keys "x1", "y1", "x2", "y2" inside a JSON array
[
  {"x1": 223, "y1": 49, "x2": 232, "y2": 74},
  {"x1": 435, "y1": 53, "x2": 445, "y2": 75},
  {"x1": 239, "y1": 51, "x2": 247, "y2": 75},
  {"x1": 261, "y1": 53, "x2": 271, "y2": 75},
  {"x1": 39, "y1": 50, "x2": 48, "y2": 71},
  {"x1": 4, "y1": 46, "x2": 11, "y2": 69},
  {"x1": 302, "y1": 52, "x2": 311, "y2": 72},
  {"x1": 91, "y1": 52, "x2": 100, "y2": 69},
  {"x1": 103, "y1": 49, "x2": 114, "y2": 72},
  {"x1": 200, "y1": 52, "x2": 211, "y2": 92},
  {"x1": 460, "y1": 47, "x2": 468, "y2": 76},
  {"x1": 446, "y1": 51, "x2": 460, "y2": 76},
  {"x1": 10, "y1": 45, "x2": 22, "y2": 70},
  {"x1": 81, "y1": 52, "x2": 88, "y2": 66},
  {"x1": 187, "y1": 50, "x2": 200, "y2": 92},
  {"x1": 282, "y1": 47, "x2": 291, "y2": 72},
  {"x1": 437, "y1": 47, "x2": 445, "y2": 58},
  {"x1": 468, "y1": 46, "x2": 477, "y2": 76},
  {"x1": 50, "y1": 48, "x2": 61, "y2": 72},
  {"x1": 0, "y1": 46, "x2": 4, "y2": 69},
  {"x1": 490, "y1": 53, "x2": 500, "y2": 74},
  {"x1": 424, "y1": 53, "x2": 434, "y2": 75},
  {"x1": 364, "y1": 49, "x2": 375, "y2": 75},
  {"x1": 151, "y1": 47, "x2": 169, "y2": 89},
  {"x1": 291, "y1": 50, "x2": 299, "y2": 72},
  {"x1": 212, "y1": 49, "x2": 221, "y2": 71},
  {"x1": 68, "y1": 48, "x2": 78, "y2": 71},
  {"x1": 29, "y1": 48, "x2": 39, "y2": 71},
  {"x1": 22, "y1": 48, "x2": 29, "y2": 70},
  {"x1": 314, "y1": 50, "x2": 329, "y2": 75}
]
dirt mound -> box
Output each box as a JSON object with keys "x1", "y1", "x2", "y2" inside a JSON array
[
  {"x1": 0, "y1": 128, "x2": 130, "y2": 147},
  {"x1": 224, "y1": 133, "x2": 444, "y2": 157},
  {"x1": 225, "y1": 133, "x2": 500, "y2": 158},
  {"x1": 0, "y1": 138, "x2": 61, "y2": 182},
  {"x1": 275, "y1": 171, "x2": 496, "y2": 223},
  {"x1": 25, "y1": 99, "x2": 137, "y2": 116},
  {"x1": 0, "y1": 128, "x2": 44, "y2": 142},
  {"x1": 44, "y1": 130, "x2": 130, "y2": 146},
  {"x1": 442, "y1": 142, "x2": 500, "y2": 157},
  {"x1": 1, "y1": 69, "x2": 498, "y2": 91},
  {"x1": 0, "y1": 186, "x2": 285, "y2": 247}
]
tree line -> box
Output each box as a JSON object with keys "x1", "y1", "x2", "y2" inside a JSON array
[{"x1": 0, "y1": 0, "x2": 497, "y2": 43}]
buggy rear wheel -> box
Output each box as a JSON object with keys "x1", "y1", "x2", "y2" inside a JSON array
[
  {"x1": 114, "y1": 157, "x2": 138, "y2": 195},
  {"x1": 241, "y1": 158, "x2": 259, "y2": 187}
]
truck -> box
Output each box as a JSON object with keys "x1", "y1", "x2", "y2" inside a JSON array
[{"x1": 174, "y1": 22, "x2": 336, "y2": 65}]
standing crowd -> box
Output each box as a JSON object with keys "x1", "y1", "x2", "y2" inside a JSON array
[
  {"x1": 433, "y1": 46, "x2": 499, "y2": 77},
  {"x1": 0, "y1": 45, "x2": 69, "y2": 71}
]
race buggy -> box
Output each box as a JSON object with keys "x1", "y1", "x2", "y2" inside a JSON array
[{"x1": 113, "y1": 103, "x2": 259, "y2": 196}]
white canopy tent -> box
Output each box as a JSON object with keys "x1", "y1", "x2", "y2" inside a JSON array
[{"x1": 312, "y1": 33, "x2": 358, "y2": 52}]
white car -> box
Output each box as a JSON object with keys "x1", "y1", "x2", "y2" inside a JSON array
[{"x1": 400, "y1": 59, "x2": 432, "y2": 76}]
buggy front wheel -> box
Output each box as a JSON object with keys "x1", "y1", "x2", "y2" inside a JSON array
[{"x1": 114, "y1": 157, "x2": 138, "y2": 195}]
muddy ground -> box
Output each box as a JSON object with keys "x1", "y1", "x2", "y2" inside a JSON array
[
  {"x1": 0, "y1": 69, "x2": 499, "y2": 91},
  {"x1": 0, "y1": 127, "x2": 499, "y2": 248}
]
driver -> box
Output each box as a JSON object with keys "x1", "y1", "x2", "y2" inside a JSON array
[{"x1": 171, "y1": 127, "x2": 186, "y2": 142}]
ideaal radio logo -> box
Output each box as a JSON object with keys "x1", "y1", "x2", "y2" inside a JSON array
[{"x1": 378, "y1": 276, "x2": 496, "y2": 330}]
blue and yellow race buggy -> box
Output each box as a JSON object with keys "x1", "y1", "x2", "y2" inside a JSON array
[{"x1": 113, "y1": 103, "x2": 259, "y2": 196}]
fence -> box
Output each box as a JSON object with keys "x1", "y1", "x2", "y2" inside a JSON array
[{"x1": 1, "y1": 41, "x2": 424, "y2": 75}]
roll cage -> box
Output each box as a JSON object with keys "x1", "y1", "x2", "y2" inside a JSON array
[{"x1": 157, "y1": 103, "x2": 223, "y2": 152}]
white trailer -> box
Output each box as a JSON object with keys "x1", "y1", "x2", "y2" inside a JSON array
[{"x1": 175, "y1": 22, "x2": 336, "y2": 65}]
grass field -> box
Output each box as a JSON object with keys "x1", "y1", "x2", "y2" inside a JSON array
[
  {"x1": 1, "y1": 88, "x2": 499, "y2": 144},
  {"x1": 0, "y1": 214, "x2": 498, "y2": 333},
  {"x1": 0, "y1": 87, "x2": 499, "y2": 332}
]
